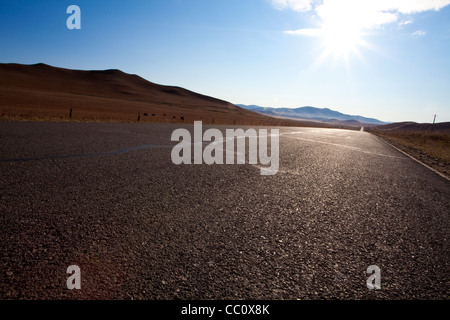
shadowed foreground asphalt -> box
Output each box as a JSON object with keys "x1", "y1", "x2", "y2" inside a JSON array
[{"x1": 0, "y1": 122, "x2": 448, "y2": 299}]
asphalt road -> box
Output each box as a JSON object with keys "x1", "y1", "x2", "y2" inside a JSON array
[{"x1": 0, "y1": 121, "x2": 448, "y2": 299}]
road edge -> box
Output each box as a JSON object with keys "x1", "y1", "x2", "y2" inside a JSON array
[{"x1": 371, "y1": 133, "x2": 450, "y2": 182}]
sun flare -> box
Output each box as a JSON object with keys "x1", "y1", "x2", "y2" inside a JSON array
[{"x1": 321, "y1": 22, "x2": 364, "y2": 58}]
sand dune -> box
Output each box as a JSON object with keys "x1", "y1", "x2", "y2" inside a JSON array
[
  {"x1": 372, "y1": 121, "x2": 450, "y2": 133},
  {"x1": 0, "y1": 63, "x2": 333, "y2": 127}
]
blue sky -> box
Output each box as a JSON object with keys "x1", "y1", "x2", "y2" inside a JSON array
[{"x1": 1, "y1": 0, "x2": 449, "y2": 123}]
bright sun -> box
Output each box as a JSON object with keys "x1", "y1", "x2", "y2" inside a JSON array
[
  {"x1": 313, "y1": 2, "x2": 370, "y2": 61},
  {"x1": 288, "y1": 9, "x2": 373, "y2": 67},
  {"x1": 321, "y1": 22, "x2": 364, "y2": 58},
  {"x1": 322, "y1": 26, "x2": 362, "y2": 57}
]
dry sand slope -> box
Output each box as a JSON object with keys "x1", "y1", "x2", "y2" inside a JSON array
[{"x1": 0, "y1": 63, "x2": 337, "y2": 128}]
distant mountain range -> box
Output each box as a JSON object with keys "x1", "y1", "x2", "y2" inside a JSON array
[{"x1": 237, "y1": 104, "x2": 386, "y2": 126}]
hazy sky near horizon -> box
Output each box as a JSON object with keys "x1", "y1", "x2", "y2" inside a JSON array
[{"x1": 1, "y1": 0, "x2": 449, "y2": 123}]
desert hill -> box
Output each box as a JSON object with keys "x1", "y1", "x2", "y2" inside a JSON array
[
  {"x1": 0, "y1": 63, "x2": 256, "y2": 124},
  {"x1": 0, "y1": 63, "x2": 333, "y2": 127},
  {"x1": 372, "y1": 121, "x2": 450, "y2": 133}
]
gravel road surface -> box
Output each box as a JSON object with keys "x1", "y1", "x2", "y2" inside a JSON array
[{"x1": 0, "y1": 121, "x2": 448, "y2": 299}]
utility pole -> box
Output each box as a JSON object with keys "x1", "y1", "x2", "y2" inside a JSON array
[{"x1": 433, "y1": 114, "x2": 437, "y2": 124}]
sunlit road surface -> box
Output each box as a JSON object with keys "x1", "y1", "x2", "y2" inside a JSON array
[{"x1": 0, "y1": 122, "x2": 448, "y2": 299}]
